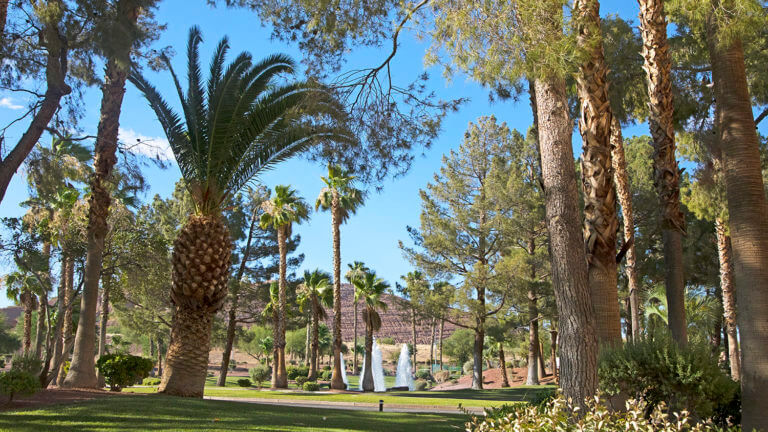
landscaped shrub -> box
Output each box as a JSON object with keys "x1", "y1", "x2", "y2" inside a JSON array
[
  {"x1": 413, "y1": 379, "x2": 428, "y2": 391},
  {"x1": 228, "y1": 359, "x2": 237, "y2": 371},
  {"x1": 10, "y1": 352, "x2": 42, "y2": 374},
  {"x1": 319, "y1": 370, "x2": 332, "y2": 381},
  {"x1": 303, "y1": 381, "x2": 320, "y2": 392},
  {"x1": 598, "y1": 339, "x2": 740, "y2": 423},
  {"x1": 378, "y1": 337, "x2": 395, "y2": 345},
  {"x1": 287, "y1": 365, "x2": 309, "y2": 380},
  {"x1": 0, "y1": 370, "x2": 39, "y2": 402},
  {"x1": 466, "y1": 394, "x2": 740, "y2": 432},
  {"x1": 295, "y1": 375, "x2": 309, "y2": 387},
  {"x1": 142, "y1": 377, "x2": 161, "y2": 386},
  {"x1": 322, "y1": 365, "x2": 331, "y2": 371},
  {"x1": 415, "y1": 369, "x2": 433, "y2": 381},
  {"x1": 462, "y1": 360, "x2": 474, "y2": 375},
  {"x1": 95, "y1": 354, "x2": 153, "y2": 392},
  {"x1": 249, "y1": 365, "x2": 271, "y2": 388},
  {"x1": 434, "y1": 370, "x2": 451, "y2": 384},
  {"x1": 236, "y1": 378, "x2": 252, "y2": 387},
  {"x1": 504, "y1": 361, "x2": 513, "y2": 369}
]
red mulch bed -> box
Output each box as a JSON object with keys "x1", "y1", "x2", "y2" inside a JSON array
[
  {"x1": 431, "y1": 367, "x2": 556, "y2": 391},
  {"x1": 0, "y1": 388, "x2": 138, "y2": 412}
]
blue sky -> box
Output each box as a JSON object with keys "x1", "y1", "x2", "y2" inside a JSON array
[{"x1": 0, "y1": 0, "x2": 666, "y2": 307}]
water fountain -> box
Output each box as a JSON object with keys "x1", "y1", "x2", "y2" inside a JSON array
[
  {"x1": 340, "y1": 352, "x2": 349, "y2": 388},
  {"x1": 358, "y1": 339, "x2": 386, "y2": 392},
  {"x1": 394, "y1": 344, "x2": 414, "y2": 391}
]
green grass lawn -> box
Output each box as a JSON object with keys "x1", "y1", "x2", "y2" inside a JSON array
[
  {"x1": 0, "y1": 395, "x2": 468, "y2": 432},
  {"x1": 126, "y1": 384, "x2": 556, "y2": 409},
  {"x1": 206, "y1": 374, "x2": 396, "y2": 390}
]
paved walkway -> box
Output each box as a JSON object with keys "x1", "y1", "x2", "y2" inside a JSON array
[{"x1": 204, "y1": 395, "x2": 485, "y2": 415}]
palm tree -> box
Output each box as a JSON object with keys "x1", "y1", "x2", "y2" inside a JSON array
[
  {"x1": 638, "y1": 0, "x2": 687, "y2": 346},
  {"x1": 260, "y1": 185, "x2": 310, "y2": 388},
  {"x1": 298, "y1": 269, "x2": 333, "y2": 380},
  {"x1": 128, "y1": 27, "x2": 347, "y2": 397},
  {"x1": 400, "y1": 271, "x2": 427, "y2": 371},
  {"x1": 4, "y1": 272, "x2": 41, "y2": 354},
  {"x1": 315, "y1": 164, "x2": 365, "y2": 390},
  {"x1": 345, "y1": 261, "x2": 369, "y2": 375},
  {"x1": 353, "y1": 271, "x2": 389, "y2": 392}
]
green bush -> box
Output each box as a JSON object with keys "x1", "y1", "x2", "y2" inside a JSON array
[
  {"x1": 11, "y1": 352, "x2": 42, "y2": 374},
  {"x1": 434, "y1": 370, "x2": 451, "y2": 383},
  {"x1": 95, "y1": 354, "x2": 153, "y2": 392},
  {"x1": 415, "y1": 369, "x2": 433, "y2": 381},
  {"x1": 0, "y1": 370, "x2": 39, "y2": 402},
  {"x1": 444, "y1": 328, "x2": 474, "y2": 365},
  {"x1": 142, "y1": 377, "x2": 161, "y2": 386},
  {"x1": 287, "y1": 365, "x2": 309, "y2": 380},
  {"x1": 236, "y1": 378, "x2": 252, "y2": 387},
  {"x1": 598, "y1": 339, "x2": 740, "y2": 423},
  {"x1": 302, "y1": 381, "x2": 320, "y2": 392},
  {"x1": 413, "y1": 379, "x2": 428, "y2": 391},
  {"x1": 0, "y1": 358, "x2": 4, "y2": 369},
  {"x1": 249, "y1": 365, "x2": 271, "y2": 388},
  {"x1": 295, "y1": 375, "x2": 309, "y2": 386},
  {"x1": 462, "y1": 360, "x2": 474, "y2": 375},
  {"x1": 467, "y1": 394, "x2": 739, "y2": 431},
  {"x1": 319, "y1": 370, "x2": 332, "y2": 381},
  {"x1": 228, "y1": 359, "x2": 237, "y2": 371},
  {"x1": 378, "y1": 337, "x2": 395, "y2": 345},
  {"x1": 322, "y1": 365, "x2": 331, "y2": 371}
]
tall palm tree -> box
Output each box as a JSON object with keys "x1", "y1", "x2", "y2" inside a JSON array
[
  {"x1": 573, "y1": 0, "x2": 621, "y2": 345},
  {"x1": 129, "y1": 28, "x2": 347, "y2": 397},
  {"x1": 4, "y1": 272, "x2": 41, "y2": 354},
  {"x1": 637, "y1": 0, "x2": 687, "y2": 346},
  {"x1": 316, "y1": 164, "x2": 365, "y2": 389},
  {"x1": 298, "y1": 269, "x2": 332, "y2": 380},
  {"x1": 345, "y1": 261, "x2": 368, "y2": 375},
  {"x1": 260, "y1": 185, "x2": 310, "y2": 388},
  {"x1": 353, "y1": 271, "x2": 389, "y2": 392}
]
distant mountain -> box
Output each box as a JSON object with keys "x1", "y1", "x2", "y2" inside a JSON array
[{"x1": 0, "y1": 306, "x2": 21, "y2": 328}]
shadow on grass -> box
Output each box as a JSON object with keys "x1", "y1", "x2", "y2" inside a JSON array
[
  {"x1": 0, "y1": 395, "x2": 468, "y2": 432},
  {"x1": 388, "y1": 386, "x2": 557, "y2": 402}
]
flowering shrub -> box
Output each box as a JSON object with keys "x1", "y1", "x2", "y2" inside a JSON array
[{"x1": 466, "y1": 394, "x2": 740, "y2": 431}]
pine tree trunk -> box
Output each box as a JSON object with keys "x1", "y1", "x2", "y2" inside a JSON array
[
  {"x1": 64, "y1": 31, "x2": 135, "y2": 388},
  {"x1": 439, "y1": 318, "x2": 444, "y2": 370},
  {"x1": 96, "y1": 285, "x2": 109, "y2": 387},
  {"x1": 550, "y1": 327, "x2": 559, "y2": 383},
  {"x1": 353, "y1": 301, "x2": 358, "y2": 375},
  {"x1": 715, "y1": 220, "x2": 740, "y2": 380},
  {"x1": 526, "y1": 290, "x2": 540, "y2": 386},
  {"x1": 498, "y1": 344, "x2": 509, "y2": 388},
  {"x1": 158, "y1": 306, "x2": 214, "y2": 397},
  {"x1": 708, "y1": 26, "x2": 768, "y2": 430},
  {"x1": 638, "y1": 0, "x2": 687, "y2": 346},
  {"x1": 611, "y1": 118, "x2": 642, "y2": 340},
  {"x1": 362, "y1": 319, "x2": 374, "y2": 392},
  {"x1": 275, "y1": 226, "x2": 288, "y2": 388},
  {"x1": 471, "y1": 324, "x2": 484, "y2": 390},
  {"x1": 574, "y1": 0, "x2": 622, "y2": 346},
  {"x1": 157, "y1": 338, "x2": 164, "y2": 377},
  {"x1": 0, "y1": 0, "x2": 8, "y2": 38},
  {"x1": 537, "y1": 341, "x2": 546, "y2": 378},
  {"x1": 534, "y1": 75, "x2": 598, "y2": 403},
  {"x1": 330, "y1": 196, "x2": 345, "y2": 390},
  {"x1": 217, "y1": 304, "x2": 237, "y2": 386},
  {"x1": 429, "y1": 317, "x2": 435, "y2": 370}
]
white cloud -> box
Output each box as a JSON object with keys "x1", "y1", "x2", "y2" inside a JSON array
[
  {"x1": 0, "y1": 97, "x2": 23, "y2": 110},
  {"x1": 118, "y1": 128, "x2": 175, "y2": 161}
]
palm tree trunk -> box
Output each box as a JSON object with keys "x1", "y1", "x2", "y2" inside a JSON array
[
  {"x1": 429, "y1": 317, "x2": 435, "y2": 370},
  {"x1": 275, "y1": 226, "x2": 288, "y2": 388},
  {"x1": 158, "y1": 306, "x2": 215, "y2": 397},
  {"x1": 638, "y1": 0, "x2": 687, "y2": 346},
  {"x1": 0, "y1": 9, "x2": 70, "y2": 205},
  {"x1": 534, "y1": 74, "x2": 598, "y2": 402},
  {"x1": 309, "y1": 297, "x2": 319, "y2": 381},
  {"x1": 57, "y1": 256, "x2": 74, "y2": 385},
  {"x1": 48, "y1": 253, "x2": 67, "y2": 386},
  {"x1": 156, "y1": 338, "x2": 164, "y2": 377},
  {"x1": 411, "y1": 306, "x2": 417, "y2": 370},
  {"x1": 498, "y1": 344, "x2": 509, "y2": 388},
  {"x1": 353, "y1": 300, "x2": 359, "y2": 375},
  {"x1": 708, "y1": 26, "x2": 768, "y2": 430},
  {"x1": 715, "y1": 220, "x2": 740, "y2": 380},
  {"x1": 611, "y1": 118, "x2": 642, "y2": 340},
  {"x1": 271, "y1": 301, "x2": 279, "y2": 388},
  {"x1": 574, "y1": 0, "x2": 621, "y2": 346},
  {"x1": 439, "y1": 318, "x2": 444, "y2": 370},
  {"x1": 526, "y1": 290, "x2": 539, "y2": 386},
  {"x1": 34, "y1": 292, "x2": 47, "y2": 359},
  {"x1": 96, "y1": 284, "x2": 109, "y2": 387},
  {"x1": 0, "y1": 0, "x2": 9, "y2": 38},
  {"x1": 362, "y1": 317, "x2": 374, "y2": 392},
  {"x1": 330, "y1": 197, "x2": 345, "y2": 390},
  {"x1": 64, "y1": 25, "x2": 136, "y2": 388},
  {"x1": 217, "y1": 304, "x2": 237, "y2": 386},
  {"x1": 22, "y1": 304, "x2": 32, "y2": 354}
]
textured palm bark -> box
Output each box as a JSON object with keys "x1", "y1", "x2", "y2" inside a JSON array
[
  {"x1": 271, "y1": 303, "x2": 279, "y2": 388},
  {"x1": 330, "y1": 193, "x2": 345, "y2": 390},
  {"x1": 611, "y1": 118, "x2": 642, "y2": 340},
  {"x1": 498, "y1": 344, "x2": 509, "y2": 387},
  {"x1": 362, "y1": 315, "x2": 374, "y2": 392},
  {"x1": 715, "y1": 220, "x2": 740, "y2": 380},
  {"x1": 574, "y1": 0, "x2": 621, "y2": 346},
  {"x1": 526, "y1": 290, "x2": 539, "y2": 386},
  {"x1": 0, "y1": 9, "x2": 71, "y2": 204},
  {"x1": 309, "y1": 296, "x2": 320, "y2": 380},
  {"x1": 34, "y1": 292, "x2": 47, "y2": 359},
  {"x1": 21, "y1": 295, "x2": 33, "y2": 354},
  {"x1": 275, "y1": 226, "x2": 288, "y2": 388},
  {"x1": 439, "y1": 319, "x2": 444, "y2": 370},
  {"x1": 159, "y1": 306, "x2": 214, "y2": 397},
  {"x1": 534, "y1": 76, "x2": 598, "y2": 403},
  {"x1": 0, "y1": 0, "x2": 8, "y2": 38},
  {"x1": 638, "y1": 0, "x2": 687, "y2": 346},
  {"x1": 353, "y1": 301, "x2": 358, "y2": 375},
  {"x1": 429, "y1": 317, "x2": 435, "y2": 368},
  {"x1": 708, "y1": 28, "x2": 768, "y2": 431},
  {"x1": 57, "y1": 256, "x2": 74, "y2": 385},
  {"x1": 411, "y1": 307, "x2": 417, "y2": 370},
  {"x1": 96, "y1": 285, "x2": 109, "y2": 387},
  {"x1": 64, "y1": 52, "x2": 131, "y2": 389},
  {"x1": 48, "y1": 253, "x2": 66, "y2": 386}
]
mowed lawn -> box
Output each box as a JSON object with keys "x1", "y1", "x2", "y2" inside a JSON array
[
  {"x1": 0, "y1": 395, "x2": 467, "y2": 432},
  {"x1": 125, "y1": 384, "x2": 556, "y2": 409}
]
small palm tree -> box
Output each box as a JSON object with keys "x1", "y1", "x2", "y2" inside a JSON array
[
  {"x1": 4, "y1": 271, "x2": 41, "y2": 354},
  {"x1": 298, "y1": 269, "x2": 332, "y2": 380},
  {"x1": 353, "y1": 271, "x2": 389, "y2": 392},
  {"x1": 345, "y1": 261, "x2": 369, "y2": 375},
  {"x1": 129, "y1": 27, "x2": 349, "y2": 397},
  {"x1": 260, "y1": 185, "x2": 310, "y2": 388},
  {"x1": 316, "y1": 164, "x2": 365, "y2": 389}
]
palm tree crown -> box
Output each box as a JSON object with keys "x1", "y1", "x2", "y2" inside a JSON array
[
  {"x1": 298, "y1": 269, "x2": 333, "y2": 319},
  {"x1": 259, "y1": 185, "x2": 310, "y2": 233},
  {"x1": 129, "y1": 27, "x2": 351, "y2": 216},
  {"x1": 315, "y1": 164, "x2": 365, "y2": 221},
  {"x1": 354, "y1": 271, "x2": 390, "y2": 332}
]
